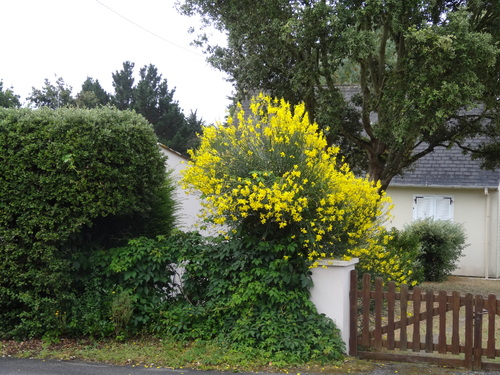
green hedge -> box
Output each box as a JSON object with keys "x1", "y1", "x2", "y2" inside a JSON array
[
  {"x1": 0, "y1": 107, "x2": 176, "y2": 338},
  {"x1": 406, "y1": 218, "x2": 467, "y2": 282},
  {"x1": 95, "y1": 231, "x2": 345, "y2": 363}
]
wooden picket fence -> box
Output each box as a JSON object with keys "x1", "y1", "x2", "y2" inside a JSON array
[{"x1": 349, "y1": 270, "x2": 500, "y2": 371}]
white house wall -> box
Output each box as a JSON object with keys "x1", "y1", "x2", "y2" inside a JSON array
[
  {"x1": 159, "y1": 146, "x2": 203, "y2": 232},
  {"x1": 386, "y1": 186, "x2": 499, "y2": 278}
]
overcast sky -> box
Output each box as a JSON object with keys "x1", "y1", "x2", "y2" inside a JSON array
[{"x1": 0, "y1": 0, "x2": 233, "y2": 124}]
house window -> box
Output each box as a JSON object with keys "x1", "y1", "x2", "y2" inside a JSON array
[{"x1": 413, "y1": 195, "x2": 454, "y2": 221}]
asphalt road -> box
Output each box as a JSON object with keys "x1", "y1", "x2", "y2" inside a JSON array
[
  {"x1": 1, "y1": 357, "x2": 498, "y2": 375},
  {"x1": 0, "y1": 358, "x2": 249, "y2": 375}
]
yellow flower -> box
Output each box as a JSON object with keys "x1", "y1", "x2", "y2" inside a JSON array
[{"x1": 181, "y1": 93, "x2": 390, "y2": 261}]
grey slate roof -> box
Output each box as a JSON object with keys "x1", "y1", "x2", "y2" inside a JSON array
[
  {"x1": 337, "y1": 85, "x2": 500, "y2": 189},
  {"x1": 391, "y1": 138, "x2": 500, "y2": 188}
]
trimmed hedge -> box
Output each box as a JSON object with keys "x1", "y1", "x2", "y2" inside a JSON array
[
  {"x1": 407, "y1": 219, "x2": 467, "y2": 282},
  {"x1": 0, "y1": 107, "x2": 176, "y2": 338}
]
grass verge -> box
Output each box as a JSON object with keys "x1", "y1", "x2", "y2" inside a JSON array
[{"x1": 1, "y1": 337, "x2": 376, "y2": 374}]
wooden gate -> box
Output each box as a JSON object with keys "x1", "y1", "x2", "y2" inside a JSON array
[{"x1": 349, "y1": 270, "x2": 500, "y2": 371}]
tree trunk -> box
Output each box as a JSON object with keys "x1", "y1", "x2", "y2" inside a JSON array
[{"x1": 366, "y1": 144, "x2": 392, "y2": 194}]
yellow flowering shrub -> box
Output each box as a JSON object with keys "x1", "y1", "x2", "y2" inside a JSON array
[
  {"x1": 182, "y1": 94, "x2": 390, "y2": 261},
  {"x1": 349, "y1": 235, "x2": 420, "y2": 287}
]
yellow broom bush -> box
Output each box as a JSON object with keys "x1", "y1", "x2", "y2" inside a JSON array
[{"x1": 182, "y1": 94, "x2": 390, "y2": 262}]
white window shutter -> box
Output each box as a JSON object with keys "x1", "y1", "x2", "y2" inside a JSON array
[
  {"x1": 414, "y1": 196, "x2": 433, "y2": 220},
  {"x1": 413, "y1": 195, "x2": 453, "y2": 221},
  {"x1": 435, "y1": 196, "x2": 453, "y2": 221}
]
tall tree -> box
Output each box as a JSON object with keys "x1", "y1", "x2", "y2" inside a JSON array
[
  {"x1": 110, "y1": 62, "x2": 195, "y2": 155},
  {"x1": 169, "y1": 110, "x2": 204, "y2": 154},
  {"x1": 27, "y1": 76, "x2": 75, "y2": 109},
  {"x1": 111, "y1": 61, "x2": 135, "y2": 110},
  {"x1": 0, "y1": 81, "x2": 20, "y2": 108},
  {"x1": 180, "y1": 0, "x2": 500, "y2": 190},
  {"x1": 134, "y1": 64, "x2": 166, "y2": 124},
  {"x1": 134, "y1": 64, "x2": 186, "y2": 146},
  {"x1": 75, "y1": 77, "x2": 110, "y2": 108}
]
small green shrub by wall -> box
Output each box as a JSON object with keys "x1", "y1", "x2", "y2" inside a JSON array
[
  {"x1": 406, "y1": 218, "x2": 467, "y2": 282},
  {"x1": 0, "y1": 106, "x2": 176, "y2": 338}
]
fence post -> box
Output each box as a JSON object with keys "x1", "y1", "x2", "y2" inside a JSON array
[{"x1": 310, "y1": 258, "x2": 359, "y2": 355}]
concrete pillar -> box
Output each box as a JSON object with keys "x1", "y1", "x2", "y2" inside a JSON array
[{"x1": 310, "y1": 258, "x2": 359, "y2": 355}]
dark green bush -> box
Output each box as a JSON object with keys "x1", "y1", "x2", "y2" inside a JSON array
[
  {"x1": 5, "y1": 226, "x2": 345, "y2": 361},
  {"x1": 66, "y1": 278, "x2": 115, "y2": 338},
  {"x1": 77, "y1": 230, "x2": 345, "y2": 362},
  {"x1": 0, "y1": 106, "x2": 176, "y2": 338},
  {"x1": 83, "y1": 235, "x2": 179, "y2": 335},
  {"x1": 406, "y1": 219, "x2": 467, "y2": 282},
  {"x1": 160, "y1": 231, "x2": 345, "y2": 364}
]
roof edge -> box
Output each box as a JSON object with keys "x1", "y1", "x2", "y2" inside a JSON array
[
  {"x1": 158, "y1": 143, "x2": 189, "y2": 160},
  {"x1": 388, "y1": 183, "x2": 499, "y2": 190}
]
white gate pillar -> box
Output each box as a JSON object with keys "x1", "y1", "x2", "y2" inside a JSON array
[{"x1": 310, "y1": 258, "x2": 358, "y2": 355}]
